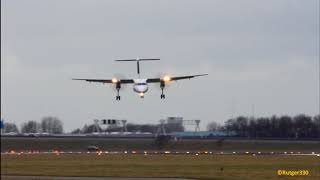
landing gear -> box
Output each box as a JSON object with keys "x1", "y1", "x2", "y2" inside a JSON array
[
  {"x1": 116, "y1": 82, "x2": 121, "y2": 101},
  {"x1": 160, "y1": 81, "x2": 165, "y2": 99}
]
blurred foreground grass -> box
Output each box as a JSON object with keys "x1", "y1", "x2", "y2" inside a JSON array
[{"x1": 1, "y1": 154, "x2": 319, "y2": 180}]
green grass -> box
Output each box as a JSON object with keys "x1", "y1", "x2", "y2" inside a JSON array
[
  {"x1": 2, "y1": 137, "x2": 320, "y2": 152},
  {"x1": 1, "y1": 154, "x2": 319, "y2": 180}
]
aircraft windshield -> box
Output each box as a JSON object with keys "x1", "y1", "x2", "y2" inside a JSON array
[{"x1": 136, "y1": 83, "x2": 147, "y2": 85}]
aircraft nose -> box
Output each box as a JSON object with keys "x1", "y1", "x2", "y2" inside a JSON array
[{"x1": 142, "y1": 86, "x2": 148, "y2": 92}]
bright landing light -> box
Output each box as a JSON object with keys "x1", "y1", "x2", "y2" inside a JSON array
[
  {"x1": 112, "y1": 78, "x2": 118, "y2": 83},
  {"x1": 139, "y1": 92, "x2": 144, "y2": 97},
  {"x1": 163, "y1": 76, "x2": 171, "y2": 82}
]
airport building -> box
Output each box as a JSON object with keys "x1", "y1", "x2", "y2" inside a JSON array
[
  {"x1": 166, "y1": 117, "x2": 183, "y2": 125},
  {"x1": 173, "y1": 131, "x2": 237, "y2": 138}
]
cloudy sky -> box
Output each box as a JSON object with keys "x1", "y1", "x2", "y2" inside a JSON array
[{"x1": 1, "y1": 0, "x2": 319, "y2": 131}]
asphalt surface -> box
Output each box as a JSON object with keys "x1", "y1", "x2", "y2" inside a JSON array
[
  {"x1": 2, "y1": 175, "x2": 190, "y2": 180},
  {"x1": 1, "y1": 150, "x2": 320, "y2": 156}
]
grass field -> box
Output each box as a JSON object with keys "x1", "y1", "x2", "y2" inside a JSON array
[
  {"x1": 2, "y1": 138, "x2": 319, "y2": 180},
  {"x1": 1, "y1": 154, "x2": 319, "y2": 180},
  {"x1": 2, "y1": 137, "x2": 320, "y2": 152}
]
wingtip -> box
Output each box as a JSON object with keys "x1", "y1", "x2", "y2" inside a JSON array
[{"x1": 198, "y1": 74, "x2": 209, "y2": 77}]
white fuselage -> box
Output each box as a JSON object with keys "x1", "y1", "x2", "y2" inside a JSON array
[{"x1": 133, "y1": 79, "x2": 148, "y2": 97}]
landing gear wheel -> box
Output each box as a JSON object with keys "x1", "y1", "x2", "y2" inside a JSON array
[
  {"x1": 116, "y1": 87, "x2": 121, "y2": 101},
  {"x1": 161, "y1": 94, "x2": 165, "y2": 99}
]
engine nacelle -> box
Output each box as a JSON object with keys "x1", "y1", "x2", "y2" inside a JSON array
[
  {"x1": 116, "y1": 82, "x2": 121, "y2": 89},
  {"x1": 160, "y1": 80, "x2": 165, "y2": 88}
]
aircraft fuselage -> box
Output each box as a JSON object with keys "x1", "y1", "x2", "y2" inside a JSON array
[{"x1": 133, "y1": 79, "x2": 148, "y2": 97}]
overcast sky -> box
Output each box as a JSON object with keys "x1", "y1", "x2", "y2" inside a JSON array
[{"x1": 1, "y1": 0, "x2": 319, "y2": 131}]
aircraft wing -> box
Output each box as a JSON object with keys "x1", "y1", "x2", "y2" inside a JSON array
[
  {"x1": 72, "y1": 78, "x2": 134, "y2": 84},
  {"x1": 146, "y1": 74, "x2": 208, "y2": 83}
]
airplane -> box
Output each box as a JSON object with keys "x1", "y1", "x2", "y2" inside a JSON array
[{"x1": 73, "y1": 59, "x2": 208, "y2": 100}]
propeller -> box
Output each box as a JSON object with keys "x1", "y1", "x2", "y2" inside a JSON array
[
  {"x1": 152, "y1": 72, "x2": 174, "y2": 91},
  {"x1": 109, "y1": 73, "x2": 128, "y2": 92}
]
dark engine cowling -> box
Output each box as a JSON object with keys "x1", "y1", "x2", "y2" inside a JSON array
[
  {"x1": 116, "y1": 82, "x2": 121, "y2": 89},
  {"x1": 160, "y1": 80, "x2": 165, "y2": 89}
]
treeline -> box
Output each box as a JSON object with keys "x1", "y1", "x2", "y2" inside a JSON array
[
  {"x1": 2, "y1": 114, "x2": 319, "y2": 139},
  {"x1": 71, "y1": 123, "x2": 184, "y2": 134},
  {"x1": 223, "y1": 114, "x2": 320, "y2": 139},
  {"x1": 3, "y1": 117, "x2": 63, "y2": 134}
]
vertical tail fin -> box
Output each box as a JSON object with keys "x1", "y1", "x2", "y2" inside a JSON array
[{"x1": 137, "y1": 61, "x2": 140, "y2": 74}]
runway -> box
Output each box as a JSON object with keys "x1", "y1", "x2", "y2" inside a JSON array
[
  {"x1": 1, "y1": 175, "x2": 190, "y2": 180},
  {"x1": 1, "y1": 150, "x2": 319, "y2": 156}
]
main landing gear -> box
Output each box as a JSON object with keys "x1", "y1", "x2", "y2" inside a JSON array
[
  {"x1": 116, "y1": 88, "x2": 121, "y2": 100},
  {"x1": 116, "y1": 82, "x2": 121, "y2": 101},
  {"x1": 160, "y1": 81, "x2": 166, "y2": 99}
]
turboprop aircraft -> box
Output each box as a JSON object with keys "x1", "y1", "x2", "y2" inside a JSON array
[{"x1": 73, "y1": 59, "x2": 208, "y2": 100}]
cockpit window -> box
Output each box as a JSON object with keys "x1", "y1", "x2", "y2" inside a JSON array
[{"x1": 137, "y1": 83, "x2": 147, "y2": 85}]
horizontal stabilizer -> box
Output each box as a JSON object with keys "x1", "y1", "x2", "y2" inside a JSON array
[
  {"x1": 115, "y1": 58, "x2": 160, "y2": 62},
  {"x1": 115, "y1": 58, "x2": 160, "y2": 74}
]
